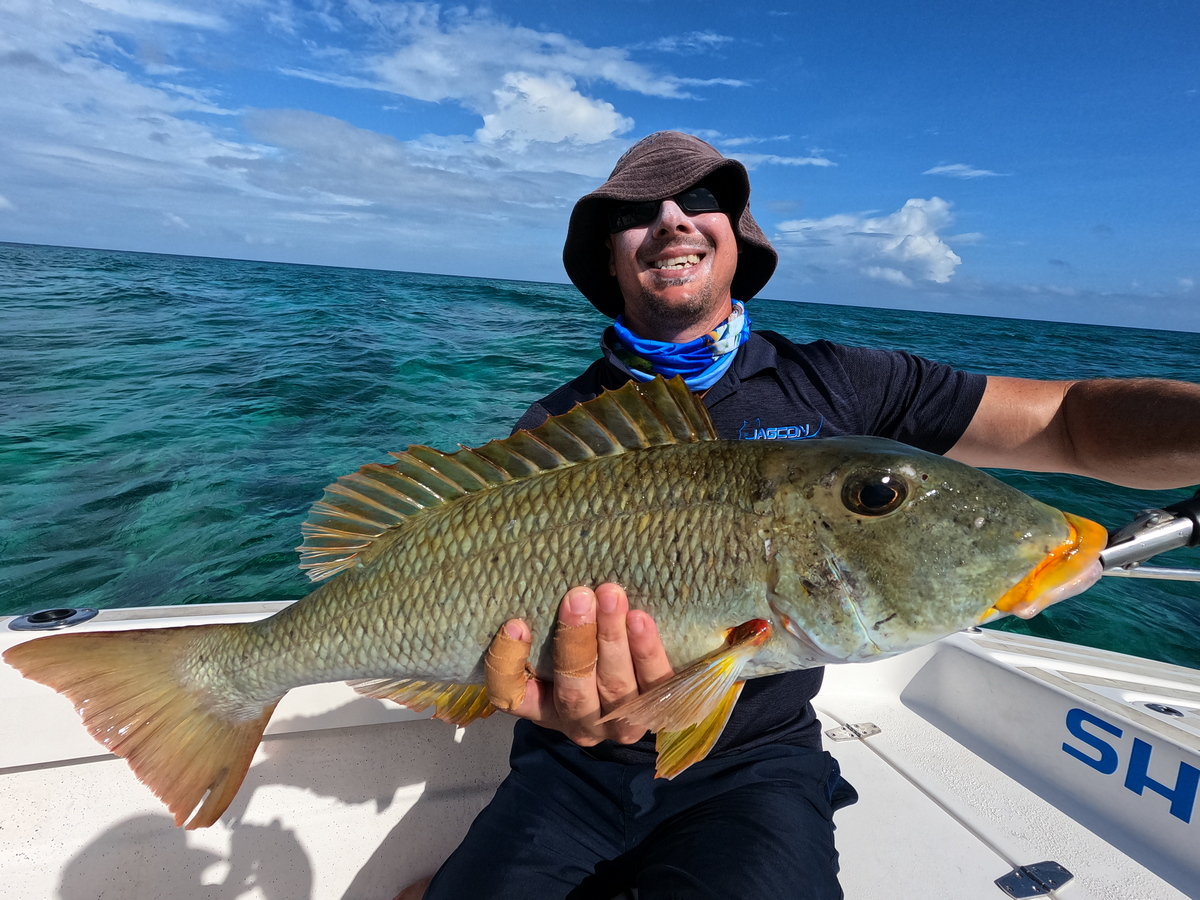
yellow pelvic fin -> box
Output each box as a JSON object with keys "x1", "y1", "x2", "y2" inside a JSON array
[
  {"x1": 598, "y1": 619, "x2": 771, "y2": 777},
  {"x1": 2, "y1": 626, "x2": 276, "y2": 829},
  {"x1": 350, "y1": 677, "x2": 496, "y2": 726},
  {"x1": 296, "y1": 375, "x2": 716, "y2": 581}
]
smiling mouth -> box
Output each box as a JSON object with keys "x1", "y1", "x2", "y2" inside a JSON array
[{"x1": 651, "y1": 253, "x2": 704, "y2": 270}]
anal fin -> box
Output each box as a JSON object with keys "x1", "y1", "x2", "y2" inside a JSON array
[
  {"x1": 597, "y1": 619, "x2": 771, "y2": 778},
  {"x1": 350, "y1": 677, "x2": 496, "y2": 726}
]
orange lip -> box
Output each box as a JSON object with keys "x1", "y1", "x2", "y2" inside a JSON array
[{"x1": 983, "y1": 512, "x2": 1108, "y2": 621}]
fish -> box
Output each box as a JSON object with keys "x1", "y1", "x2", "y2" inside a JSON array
[{"x1": 2, "y1": 376, "x2": 1107, "y2": 829}]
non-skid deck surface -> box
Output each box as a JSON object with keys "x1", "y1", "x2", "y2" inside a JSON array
[{"x1": 818, "y1": 648, "x2": 1190, "y2": 900}]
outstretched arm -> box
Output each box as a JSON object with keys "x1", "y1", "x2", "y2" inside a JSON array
[
  {"x1": 492, "y1": 583, "x2": 675, "y2": 746},
  {"x1": 947, "y1": 376, "x2": 1200, "y2": 490}
]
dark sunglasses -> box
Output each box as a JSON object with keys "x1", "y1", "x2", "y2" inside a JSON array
[{"x1": 607, "y1": 187, "x2": 724, "y2": 233}]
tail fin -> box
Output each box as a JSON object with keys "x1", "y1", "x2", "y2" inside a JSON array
[{"x1": 3, "y1": 625, "x2": 277, "y2": 829}]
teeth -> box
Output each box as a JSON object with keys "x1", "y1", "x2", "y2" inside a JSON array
[{"x1": 652, "y1": 254, "x2": 701, "y2": 270}]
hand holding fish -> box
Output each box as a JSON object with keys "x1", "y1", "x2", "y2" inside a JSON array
[
  {"x1": 488, "y1": 583, "x2": 675, "y2": 746},
  {"x1": 1, "y1": 377, "x2": 1111, "y2": 828}
]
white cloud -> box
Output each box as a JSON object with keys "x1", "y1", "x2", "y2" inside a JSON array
[
  {"x1": 685, "y1": 131, "x2": 830, "y2": 164},
  {"x1": 641, "y1": 32, "x2": 734, "y2": 54},
  {"x1": 476, "y1": 72, "x2": 633, "y2": 147},
  {"x1": 674, "y1": 76, "x2": 748, "y2": 87},
  {"x1": 1180, "y1": 278, "x2": 1195, "y2": 291},
  {"x1": 78, "y1": 0, "x2": 224, "y2": 27},
  {"x1": 776, "y1": 197, "x2": 964, "y2": 285},
  {"x1": 325, "y1": 3, "x2": 703, "y2": 147},
  {"x1": 0, "y1": 0, "x2": 766, "y2": 281},
  {"x1": 735, "y1": 152, "x2": 835, "y2": 168},
  {"x1": 711, "y1": 134, "x2": 791, "y2": 148},
  {"x1": 923, "y1": 163, "x2": 1006, "y2": 178},
  {"x1": 862, "y1": 266, "x2": 913, "y2": 287}
]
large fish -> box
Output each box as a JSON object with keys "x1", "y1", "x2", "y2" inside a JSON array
[{"x1": 4, "y1": 377, "x2": 1106, "y2": 829}]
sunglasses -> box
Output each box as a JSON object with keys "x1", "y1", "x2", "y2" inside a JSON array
[{"x1": 607, "y1": 187, "x2": 724, "y2": 233}]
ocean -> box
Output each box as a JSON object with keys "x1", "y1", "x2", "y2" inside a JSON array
[{"x1": 2, "y1": 242, "x2": 1198, "y2": 670}]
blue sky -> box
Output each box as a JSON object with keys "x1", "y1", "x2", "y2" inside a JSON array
[{"x1": 2, "y1": 0, "x2": 1197, "y2": 328}]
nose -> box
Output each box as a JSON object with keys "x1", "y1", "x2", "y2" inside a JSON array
[{"x1": 652, "y1": 199, "x2": 697, "y2": 238}]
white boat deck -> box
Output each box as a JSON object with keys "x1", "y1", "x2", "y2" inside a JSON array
[
  {"x1": 818, "y1": 636, "x2": 1196, "y2": 900},
  {"x1": 3, "y1": 605, "x2": 1198, "y2": 899}
]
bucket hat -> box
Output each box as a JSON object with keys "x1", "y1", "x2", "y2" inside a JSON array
[{"x1": 562, "y1": 131, "x2": 778, "y2": 318}]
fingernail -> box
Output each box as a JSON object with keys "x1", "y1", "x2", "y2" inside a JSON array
[
  {"x1": 567, "y1": 589, "x2": 593, "y2": 616},
  {"x1": 597, "y1": 588, "x2": 617, "y2": 614},
  {"x1": 503, "y1": 620, "x2": 526, "y2": 641},
  {"x1": 627, "y1": 611, "x2": 645, "y2": 635}
]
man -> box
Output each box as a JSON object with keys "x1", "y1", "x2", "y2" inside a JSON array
[{"x1": 415, "y1": 132, "x2": 1200, "y2": 899}]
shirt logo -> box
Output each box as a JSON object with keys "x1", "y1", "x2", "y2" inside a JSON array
[{"x1": 738, "y1": 417, "x2": 824, "y2": 441}]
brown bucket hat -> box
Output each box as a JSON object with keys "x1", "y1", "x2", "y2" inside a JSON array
[{"x1": 562, "y1": 131, "x2": 778, "y2": 318}]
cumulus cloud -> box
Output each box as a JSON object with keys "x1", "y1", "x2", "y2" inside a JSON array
[
  {"x1": 0, "y1": 0, "x2": 808, "y2": 281},
  {"x1": 310, "y1": 2, "x2": 717, "y2": 147},
  {"x1": 776, "y1": 198, "x2": 963, "y2": 285},
  {"x1": 923, "y1": 163, "x2": 1006, "y2": 178},
  {"x1": 476, "y1": 72, "x2": 633, "y2": 147}
]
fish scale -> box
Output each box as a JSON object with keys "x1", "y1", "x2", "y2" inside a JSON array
[
  {"x1": 213, "y1": 441, "x2": 773, "y2": 701},
  {"x1": 2, "y1": 376, "x2": 1107, "y2": 827}
]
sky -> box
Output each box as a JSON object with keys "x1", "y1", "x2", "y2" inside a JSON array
[{"x1": 1, "y1": 0, "x2": 1198, "y2": 329}]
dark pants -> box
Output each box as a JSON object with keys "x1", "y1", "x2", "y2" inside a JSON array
[{"x1": 425, "y1": 721, "x2": 857, "y2": 900}]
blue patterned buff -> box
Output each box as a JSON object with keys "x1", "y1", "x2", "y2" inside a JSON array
[{"x1": 612, "y1": 301, "x2": 751, "y2": 391}]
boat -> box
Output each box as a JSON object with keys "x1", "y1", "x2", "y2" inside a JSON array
[{"x1": 3, "y1": 505, "x2": 1198, "y2": 899}]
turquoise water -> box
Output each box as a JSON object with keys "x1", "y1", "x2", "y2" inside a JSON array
[{"x1": 2, "y1": 242, "x2": 1198, "y2": 669}]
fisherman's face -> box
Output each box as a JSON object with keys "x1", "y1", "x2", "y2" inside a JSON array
[{"x1": 607, "y1": 195, "x2": 739, "y2": 343}]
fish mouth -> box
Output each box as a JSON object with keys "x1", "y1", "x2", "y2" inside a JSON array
[{"x1": 980, "y1": 511, "x2": 1108, "y2": 622}]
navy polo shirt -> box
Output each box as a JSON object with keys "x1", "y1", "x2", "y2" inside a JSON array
[{"x1": 514, "y1": 328, "x2": 988, "y2": 762}]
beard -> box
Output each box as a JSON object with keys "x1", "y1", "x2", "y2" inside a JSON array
[{"x1": 629, "y1": 273, "x2": 724, "y2": 337}]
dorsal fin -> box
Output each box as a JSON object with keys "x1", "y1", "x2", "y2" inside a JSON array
[{"x1": 296, "y1": 375, "x2": 716, "y2": 581}]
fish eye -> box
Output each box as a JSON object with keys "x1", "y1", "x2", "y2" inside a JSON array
[{"x1": 841, "y1": 469, "x2": 908, "y2": 517}]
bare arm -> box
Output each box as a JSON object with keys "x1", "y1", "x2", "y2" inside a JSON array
[{"x1": 947, "y1": 376, "x2": 1200, "y2": 489}]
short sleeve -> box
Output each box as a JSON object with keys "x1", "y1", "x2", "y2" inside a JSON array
[{"x1": 829, "y1": 344, "x2": 987, "y2": 454}]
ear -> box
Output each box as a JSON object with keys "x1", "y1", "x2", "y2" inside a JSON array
[{"x1": 606, "y1": 237, "x2": 616, "y2": 276}]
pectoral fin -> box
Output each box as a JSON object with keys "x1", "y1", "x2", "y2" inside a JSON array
[
  {"x1": 655, "y1": 681, "x2": 745, "y2": 778},
  {"x1": 598, "y1": 619, "x2": 771, "y2": 778}
]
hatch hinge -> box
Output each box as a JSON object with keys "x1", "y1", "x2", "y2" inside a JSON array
[
  {"x1": 995, "y1": 860, "x2": 1073, "y2": 898},
  {"x1": 823, "y1": 722, "x2": 880, "y2": 742}
]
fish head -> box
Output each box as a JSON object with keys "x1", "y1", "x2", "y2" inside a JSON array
[{"x1": 755, "y1": 437, "x2": 1106, "y2": 664}]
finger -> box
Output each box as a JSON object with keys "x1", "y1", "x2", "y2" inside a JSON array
[
  {"x1": 484, "y1": 619, "x2": 532, "y2": 712},
  {"x1": 491, "y1": 620, "x2": 566, "y2": 727},
  {"x1": 593, "y1": 583, "x2": 640, "y2": 711},
  {"x1": 551, "y1": 587, "x2": 602, "y2": 740},
  {"x1": 505, "y1": 675, "x2": 562, "y2": 726},
  {"x1": 627, "y1": 610, "x2": 675, "y2": 691}
]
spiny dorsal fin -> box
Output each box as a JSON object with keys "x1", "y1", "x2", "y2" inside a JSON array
[{"x1": 296, "y1": 375, "x2": 715, "y2": 580}]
